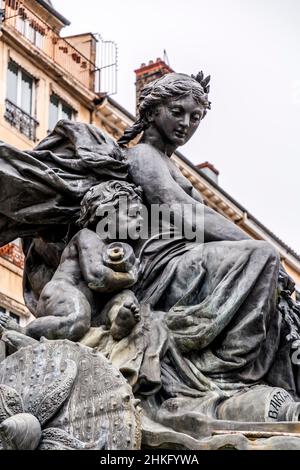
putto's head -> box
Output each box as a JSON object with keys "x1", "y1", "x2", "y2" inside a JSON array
[
  {"x1": 78, "y1": 180, "x2": 143, "y2": 240},
  {"x1": 118, "y1": 72, "x2": 211, "y2": 148}
]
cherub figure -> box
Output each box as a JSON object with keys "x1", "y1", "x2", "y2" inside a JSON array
[{"x1": 0, "y1": 181, "x2": 143, "y2": 342}]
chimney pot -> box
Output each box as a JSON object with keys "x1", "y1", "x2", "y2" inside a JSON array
[
  {"x1": 134, "y1": 58, "x2": 174, "y2": 114},
  {"x1": 196, "y1": 161, "x2": 219, "y2": 184}
]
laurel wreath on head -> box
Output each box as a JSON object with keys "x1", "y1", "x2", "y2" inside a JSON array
[{"x1": 191, "y1": 72, "x2": 211, "y2": 94}]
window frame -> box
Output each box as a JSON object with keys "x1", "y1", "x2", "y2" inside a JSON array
[
  {"x1": 16, "y1": 16, "x2": 44, "y2": 49},
  {"x1": 7, "y1": 60, "x2": 36, "y2": 117},
  {"x1": 48, "y1": 93, "x2": 75, "y2": 131},
  {"x1": 5, "y1": 60, "x2": 39, "y2": 141}
]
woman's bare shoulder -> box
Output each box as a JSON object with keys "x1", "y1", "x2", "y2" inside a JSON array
[
  {"x1": 125, "y1": 144, "x2": 173, "y2": 196},
  {"x1": 126, "y1": 143, "x2": 162, "y2": 161}
]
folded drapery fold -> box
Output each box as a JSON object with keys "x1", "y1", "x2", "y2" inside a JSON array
[{"x1": 0, "y1": 119, "x2": 127, "y2": 246}]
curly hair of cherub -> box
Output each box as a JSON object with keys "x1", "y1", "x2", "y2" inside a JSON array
[
  {"x1": 78, "y1": 180, "x2": 143, "y2": 228},
  {"x1": 118, "y1": 72, "x2": 211, "y2": 147}
]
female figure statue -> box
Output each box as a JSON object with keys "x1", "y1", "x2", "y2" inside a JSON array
[
  {"x1": 114, "y1": 72, "x2": 300, "y2": 427},
  {"x1": 1, "y1": 72, "x2": 300, "y2": 448}
]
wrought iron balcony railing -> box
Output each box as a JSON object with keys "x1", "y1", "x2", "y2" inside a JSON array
[{"x1": 4, "y1": 99, "x2": 39, "y2": 141}]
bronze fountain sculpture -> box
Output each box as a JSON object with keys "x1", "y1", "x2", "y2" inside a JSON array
[{"x1": 0, "y1": 72, "x2": 300, "y2": 450}]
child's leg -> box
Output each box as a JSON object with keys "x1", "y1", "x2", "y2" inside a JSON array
[
  {"x1": 110, "y1": 300, "x2": 140, "y2": 340},
  {"x1": 27, "y1": 281, "x2": 91, "y2": 341}
]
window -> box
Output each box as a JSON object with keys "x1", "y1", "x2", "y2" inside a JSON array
[
  {"x1": 16, "y1": 16, "x2": 26, "y2": 35},
  {"x1": 7, "y1": 60, "x2": 33, "y2": 115},
  {"x1": 10, "y1": 312, "x2": 20, "y2": 324},
  {"x1": 6, "y1": 60, "x2": 18, "y2": 105},
  {"x1": 49, "y1": 94, "x2": 74, "y2": 131},
  {"x1": 0, "y1": 306, "x2": 20, "y2": 324},
  {"x1": 5, "y1": 60, "x2": 38, "y2": 140},
  {"x1": 16, "y1": 16, "x2": 45, "y2": 49}
]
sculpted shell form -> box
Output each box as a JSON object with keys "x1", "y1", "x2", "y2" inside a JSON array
[{"x1": 0, "y1": 337, "x2": 141, "y2": 450}]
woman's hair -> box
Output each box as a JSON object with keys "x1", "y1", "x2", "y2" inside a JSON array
[
  {"x1": 78, "y1": 180, "x2": 143, "y2": 228},
  {"x1": 118, "y1": 72, "x2": 211, "y2": 147}
]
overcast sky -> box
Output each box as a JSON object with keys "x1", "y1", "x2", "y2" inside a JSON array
[{"x1": 54, "y1": 0, "x2": 300, "y2": 254}]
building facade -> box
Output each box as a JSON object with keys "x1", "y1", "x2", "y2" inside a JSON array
[
  {"x1": 0, "y1": 1, "x2": 299, "y2": 327},
  {"x1": 0, "y1": 0, "x2": 131, "y2": 325}
]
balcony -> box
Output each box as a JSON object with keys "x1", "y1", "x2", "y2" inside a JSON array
[
  {"x1": 3, "y1": 0, "x2": 96, "y2": 92},
  {"x1": 4, "y1": 99, "x2": 39, "y2": 141}
]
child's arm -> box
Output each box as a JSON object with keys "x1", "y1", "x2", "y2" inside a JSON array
[
  {"x1": 0, "y1": 312, "x2": 25, "y2": 334},
  {"x1": 75, "y1": 228, "x2": 107, "y2": 284},
  {"x1": 76, "y1": 229, "x2": 138, "y2": 293}
]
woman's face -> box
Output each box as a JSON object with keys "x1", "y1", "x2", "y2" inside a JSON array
[{"x1": 151, "y1": 94, "x2": 205, "y2": 147}]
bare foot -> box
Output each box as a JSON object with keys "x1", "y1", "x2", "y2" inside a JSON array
[{"x1": 110, "y1": 300, "x2": 140, "y2": 341}]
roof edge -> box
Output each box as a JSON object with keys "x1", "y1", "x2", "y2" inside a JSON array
[
  {"x1": 36, "y1": 0, "x2": 71, "y2": 26},
  {"x1": 107, "y1": 96, "x2": 136, "y2": 122},
  {"x1": 175, "y1": 150, "x2": 300, "y2": 262}
]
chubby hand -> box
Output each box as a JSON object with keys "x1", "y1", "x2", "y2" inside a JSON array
[
  {"x1": 0, "y1": 312, "x2": 9, "y2": 328},
  {"x1": 0, "y1": 312, "x2": 22, "y2": 333},
  {"x1": 88, "y1": 266, "x2": 138, "y2": 293}
]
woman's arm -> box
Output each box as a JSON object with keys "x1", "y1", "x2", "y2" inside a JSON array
[{"x1": 127, "y1": 144, "x2": 249, "y2": 243}]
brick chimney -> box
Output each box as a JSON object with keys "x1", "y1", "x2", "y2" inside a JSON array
[
  {"x1": 196, "y1": 161, "x2": 219, "y2": 184},
  {"x1": 134, "y1": 58, "x2": 173, "y2": 114}
]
